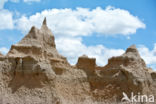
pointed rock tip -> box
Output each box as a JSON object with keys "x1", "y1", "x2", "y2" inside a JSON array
[
  {"x1": 29, "y1": 26, "x2": 36, "y2": 32},
  {"x1": 126, "y1": 44, "x2": 138, "y2": 53},
  {"x1": 128, "y1": 44, "x2": 137, "y2": 49},
  {"x1": 28, "y1": 26, "x2": 38, "y2": 35},
  {"x1": 41, "y1": 17, "x2": 49, "y2": 30},
  {"x1": 42, "y1": 17, "x2": 47, "y2": 26}
]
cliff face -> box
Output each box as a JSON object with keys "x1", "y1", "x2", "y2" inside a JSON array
[{"x1": 0, "y1": 18, "x2": 156, "y2": 104}]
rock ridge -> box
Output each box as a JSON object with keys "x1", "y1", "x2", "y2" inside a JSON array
[{"x1": 0, "y1": 18, "x2": 156, "y2": 104}]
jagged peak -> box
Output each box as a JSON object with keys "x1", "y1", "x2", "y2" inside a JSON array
[
  {"x1": 126, "y1": 45, "x2": 138, "y2": 53},
  {"x1": 106, "y1": 44, "x2": 146, "y2": 69},
  {"x1": 123, "y1": 44, "x2": 141, "y2": 58},
  {"x1": 7, "y1": 18, "x2": 61, "y2": 59},
  {"x1": 42, "y1": 17, "x2": 47, "y2": 26},
  {"x1": 29, "y1": 26, "x2": 38, "y2": 34},
  {"x1": 123, "y1": 45, "x2": 141, "y2": 59},
  {"x1": 41, "y1": 17, "x2": 49, "y2": 30},
  {"x1": 18, "y1": 18, "x2": 55, "y2": 46}
]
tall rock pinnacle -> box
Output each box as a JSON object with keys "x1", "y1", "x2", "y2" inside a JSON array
[
  {"x1": 7, "y1": 18, "x2": 63, "y2": 60},
  {"x1": 41, "y1": 17, "x2": 48, "y2": 30},
  {"x1": 42, "y1": 17, "x2": 47, "y2": 26}
]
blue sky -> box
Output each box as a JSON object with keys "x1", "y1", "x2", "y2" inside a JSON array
[{"x1": 0, "y1": 0, "x2": 156, "y2": 69}]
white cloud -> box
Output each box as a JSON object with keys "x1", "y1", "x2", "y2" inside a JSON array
[
  {"x1": 0, "y1": 47, "x2": 9, "y2": 54},
  {"x1": 16, "y1": 6, "x2": 145, "y2": 37},
  {"x1": 15, "y1": 6, "x2": 148, "y2": 67},
  {"x1": 23, "y1": 0, "x2": 40, "y2": 3},
  {"x1": 138, "y1": 44, "x2": 156, "y2": 66},
  {"x1": 56, "y1": 38, "x2": 156, "y2": 69},
  {"x1": 0, "y1": 9, "x2": 14, "y2": 29},
  {"x1": 90, "y1": 6, "x2": 145, "y2": 35},
  {"x1": 56, "y1": 37, "x2": 125, "y2": 65},
  {"x1": 0, "y1": 0, "x2": 6, "y2": 9}
]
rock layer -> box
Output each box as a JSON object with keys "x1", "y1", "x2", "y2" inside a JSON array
[{"x1": 0, "y1": 18, "x2": 156, "y2": 104}]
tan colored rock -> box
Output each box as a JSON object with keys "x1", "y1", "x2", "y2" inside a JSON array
[
  {"x1": 91, "y1": 45, "x2": 154, "y2": 102},
  {"x1": 7, "y1": 18, "x2": 65, "y2": 62},
  {"x1": 76, "y1": 55, "x2": 96, "y2": 74},
  {"x1": 0, "y1": 18, "x2": 90, "y2": 104},
  {"x1": 0, "y1": 18, "x2": 156, "y2": 104}
]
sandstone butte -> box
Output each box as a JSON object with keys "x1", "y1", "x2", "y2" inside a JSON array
[{"x1": 0, "y1": 18, "x2": 156, "y2": 104}]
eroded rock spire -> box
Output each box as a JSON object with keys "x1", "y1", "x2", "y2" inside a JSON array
[
  {"x1": 42, "y1": 17, "x2": 47, "y2": 26},
  {"x1": 7, "y1": 18, "x2": 62, "y2": 60}
]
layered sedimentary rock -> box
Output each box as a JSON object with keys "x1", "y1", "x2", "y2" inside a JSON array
[
  {"x1": 76, "y1": 55, "x2": 96, "y2": 74},
  {"x1": 7, "y1": 18, "x2": 65, "y2": 60},
  {"x1": 92, "y1": 45, "x2": 154, "y2": 102},
  {"x1": 0, "y1": 18, "x2": 156, "y2": 104}
]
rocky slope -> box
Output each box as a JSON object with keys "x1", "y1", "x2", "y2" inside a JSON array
[{"x1": 0, "y1": 18, "x2": 156, "y2": 104}]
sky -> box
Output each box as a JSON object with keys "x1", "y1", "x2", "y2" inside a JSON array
[{"x1": 0, "y1": 0, "x2": 156, "y2": 69}]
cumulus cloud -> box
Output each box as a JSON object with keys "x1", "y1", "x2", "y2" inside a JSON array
[
  {"x1": 16, "y1": 6, "x2": 145, "y2": 37},
  {"x1": 56, "y1": 37, "x2": 125, "y2": 65},
  {"x1": 15, "y1": 6, "x2": 148, "y2": 66},
  {"x1": 0, "y1": 47, "x2": 9, "y2": 54},
  {"x1": 138, "y1": 44, "x2": 156, "y2": 66},
  {"x1": 56, "y1": 38, "x2": 156, "y2": 69},
  {"x1": 0, "y1": 9, "x2": 14, "y2": 29},
  {"x1": 0, "y1": 0, "x2": 6, "y2": 9}
]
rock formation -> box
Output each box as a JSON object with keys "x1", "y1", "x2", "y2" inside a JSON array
[
  {"x1": 0, "y1": 18, "x2": 156, "y2": 104},
  {"x1": 0, "y1": 52, "x2": 3, "y2": 57},
  {"x1": 76, "y1": 55, "x2": 96, "y2": 74},
  {"x1": 93, "y1": 45, "x2": 154, "y2": 102},
  {"x1": 7, "y1": 18, "x2": 65, "y2": 60}
]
